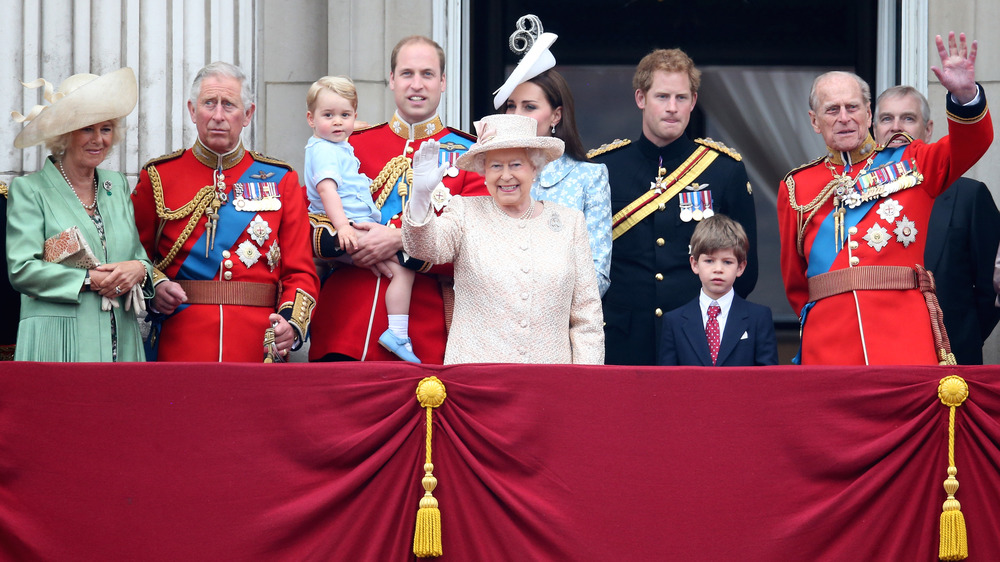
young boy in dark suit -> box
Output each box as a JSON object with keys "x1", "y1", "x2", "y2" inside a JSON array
[{"x1": 657, "y1": 214, "x2": 778, "y2": 366}]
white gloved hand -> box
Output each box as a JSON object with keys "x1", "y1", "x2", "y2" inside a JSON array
[{"x1": 407, "y1": 140, "x2": 449, "y2": 222}]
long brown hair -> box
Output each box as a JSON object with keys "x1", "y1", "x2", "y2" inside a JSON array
[{"x1": 525, "y1": 70, "x2": 588, "y2": 161}]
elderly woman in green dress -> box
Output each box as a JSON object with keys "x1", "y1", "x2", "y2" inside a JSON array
[{"x1": 7, "y1": 67, "x2": 152, "y2": 361}]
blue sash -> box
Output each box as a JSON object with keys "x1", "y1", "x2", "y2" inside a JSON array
[
  {"x1": 378, "y1": 132, "x2": 473, "y2": 223},
  {"x1": 175, "y1": 160, "x2": 287, "y2": 281},
  {"x1": 805, "y1": 146, "x2": 907, "y2": 278}
]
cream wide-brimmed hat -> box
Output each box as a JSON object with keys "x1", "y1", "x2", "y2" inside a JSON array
[
  {"x1": 492, "y1": 15, "x2": 557, "y2": 110},
  {"x1": 12, "y1": 67, "x2": 138, "y2": 149},
  {"x1": 454, "y1": 114, "x2": 564, "y2": 175}
]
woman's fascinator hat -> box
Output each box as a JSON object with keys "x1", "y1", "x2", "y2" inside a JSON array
[
  {"x1": 492, "y1": 15, "x2": 558, "y2": 110},
  {"x1": 12, "y1": 67, "x2": 138, "y2": 149},
  {"x1": 455, "y1": 114, "x2": 564, "y2": 174}
]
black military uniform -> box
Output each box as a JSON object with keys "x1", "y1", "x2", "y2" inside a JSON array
[{"x1": 591, "y1": 133, "x2": 757, "y2": 365}]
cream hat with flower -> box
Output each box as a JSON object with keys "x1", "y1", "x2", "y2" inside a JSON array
[
  {"x1": 454, "y1": 114, "x2": 564, "y2": 174},
  {"x1": 12, "y1": 67, "x2": 137, "y2": 149}
]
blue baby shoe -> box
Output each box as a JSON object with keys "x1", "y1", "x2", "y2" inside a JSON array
[{"x1": 378, "y1": 329, "x2": 422, "y2": 363}]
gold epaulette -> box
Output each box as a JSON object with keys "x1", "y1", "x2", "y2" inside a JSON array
[
  {"x1": 354, "y1": 121, "x2": 388, "y2": 133},
  {"x1": 695, "y1": 138, "x2": 742, "y2": 161},
  {"x1": 586, "y1": 138, "x2": 631, "y2": 159},
  {"x1": 142, "y1": 149, "x2": 184, "y2": 170},
  {"x1": 782, "y1": 155, "x2": 825, "y2": 184},
  {"x1": 0, "y1": 181, "x2": 7, "y2": 199},
  {"x1": 448, "y1": 128, "x2": 477, "y2": 142},
  {"x1": 250, "y1": 151, "x2": 292, "y2": 170}
]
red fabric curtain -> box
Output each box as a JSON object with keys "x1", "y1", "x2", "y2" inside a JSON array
[{"x1": 0, "y1": 363, "x2": 998, "y2": 561}]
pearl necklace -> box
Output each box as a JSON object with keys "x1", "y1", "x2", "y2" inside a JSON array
[
  {"x1": 493, "y1": 197, "x2": 535, "y2": 221},
  {"x1": 58, "y1": 160, "x2": 98, "y2": 211}
]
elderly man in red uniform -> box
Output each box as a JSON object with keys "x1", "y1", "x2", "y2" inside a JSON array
[
  {"x1": 133, "y1": 61, "x2": 319, "y2": 362},
  {"x1": 778, "y1": 32, "x2": 993, "y2": 365},
  {"x1": 308, "y1": 36, "x2": 486, "y2": 362}
]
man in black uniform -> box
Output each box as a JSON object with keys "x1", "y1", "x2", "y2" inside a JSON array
[{"x1": 591, "y1": 48, "x2": 757, "y2": 365}]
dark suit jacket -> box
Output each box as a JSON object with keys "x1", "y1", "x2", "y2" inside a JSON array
[
  {"x1": 657, "y1": 294, "x2": 778, "y2": 366},
  {"x1": 924, "y1": 177, "x2": 1000, "y2": 364}
]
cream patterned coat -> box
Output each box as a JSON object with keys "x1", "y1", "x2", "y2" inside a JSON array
[{"x1": 403, "y1": 195, "x2": 604, "y2": 364}]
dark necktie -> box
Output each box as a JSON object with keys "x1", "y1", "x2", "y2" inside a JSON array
[{"x1": 707, "y1": 303, "x2": 721, "y2": 365}]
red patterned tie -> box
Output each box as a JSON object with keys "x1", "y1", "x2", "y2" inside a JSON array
[{"x1": 707, "y1": 303, "x2": 721, "y2": 365}]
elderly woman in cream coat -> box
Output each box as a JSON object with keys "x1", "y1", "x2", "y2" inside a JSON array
[
  {"x1": 402, "y1": 114, "x2": 604, "y2": 364},
  {"x1": 7, "y1": 68, "x2": 152, "y2": 361}
]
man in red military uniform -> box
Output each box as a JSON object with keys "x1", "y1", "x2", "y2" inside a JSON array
[
  {"x1": 778, "y1": 32, "x2": 993, "y2": 365},
  {"x1": 309, "y1": 36, "x2": 486, "y2": 363},
  {"x1": 134, "y1": 61, "x2": 319, "y2": 362}
]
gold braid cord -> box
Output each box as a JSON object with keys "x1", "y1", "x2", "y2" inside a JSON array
[
  {"x1": 937, "y1": 375, "x2": 970, "y2": 561},
  {"x1": 783, "y1": 159, "x2": 836, "y2": 257},
  {"x1": 371, "y1": 155, "x2": 413, "y2": 210},
  {"x1": 147, "y1": 165, "x2": 217, "y2": 271},
  {"x1": 413, "y1": 376, "x2": 447, "y2": 558}
]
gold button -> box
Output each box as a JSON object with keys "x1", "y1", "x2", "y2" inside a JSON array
[
  {"x1": 849, "y1": 256, "x2": 860, "y2": 266},
  {"x1": 223, "y1": 271, "x2": 233, "y2": 280},
  {"x1": 405, "y1": 146, "x2": 414, "y2": 154},
  {"x1": 848, "y1": 226, "x2": 858, "y2": 236},
  {"x1": 657, "y1": 203, "x2": 666, "y2": 212},
  {"x1": 655, "y1": 273, "x2": 664, "y2": 281},
  {"x1": 655, "y1": 308, "x2": 663, "y2": 317},
  {"x1": 222, "y1": 250, "x2": 231, "y2": 259},
  {"x1": 849, "y1": 241, "x2": 859, "y2": 250},
  {"x1": 656, "y1": 238, "x2": 665, "y2": 247},
  {"x1": 224, "y1": 259, "x2": 233, "y2": 269}
]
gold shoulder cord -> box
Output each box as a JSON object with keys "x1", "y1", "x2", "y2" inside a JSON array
[
  {"x1": 148, "y1": 165, "x2": 218, "y2": 271},
  {"x1": 783, "y1": 157, "x2": 835, "y2": 256},
  {"x1": 370, "y1": 155, "x2": 413, "y2": 209}
]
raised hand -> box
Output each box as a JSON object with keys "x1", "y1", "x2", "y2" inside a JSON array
[
  {"x1": 931, "y1": 31, "x2": 979, "y2": 104},
  {"x1": 407, "y1": 140, "x2": 448, "y2": 221}
]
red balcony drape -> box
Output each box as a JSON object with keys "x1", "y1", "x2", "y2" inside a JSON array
[{"x1": 0, "y1": 363, "x2": 998, "y2": 561}]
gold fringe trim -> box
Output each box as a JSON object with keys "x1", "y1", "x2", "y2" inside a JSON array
[
  {"x1": 586, "y1": 138, "x2": 630, "y2": 160},
  {"x1": 695, "y1": 137, "x2": 742, "y2": 161},
  {"x1": 413, "y1": 376, "x2": 447, "y2": 558},
  {"x1": 937, "y1": 375, "x2": 969, "y2": 561}
]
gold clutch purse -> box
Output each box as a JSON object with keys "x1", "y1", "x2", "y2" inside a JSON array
[{"x1": 43, "y1": 226, "x2": 101, "y2": 269}]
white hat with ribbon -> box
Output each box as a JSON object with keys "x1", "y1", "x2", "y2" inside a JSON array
[
  {"x1": 492, "y1": 15, "x2": 558, "y2": 110},
  {"x1": 455, "y1": 114, "x2": 564, "y2": 174},
  {"x1": 12, "y1": 67, "x2": 138, "y2": 149}
]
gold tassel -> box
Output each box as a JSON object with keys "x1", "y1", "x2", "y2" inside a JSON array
[
  {"x1": 413, "y1": 376, "x2": 447, "y2": 558},
  {"x1": 937, "y1": 375, "x2": 969, "y2": 561}
]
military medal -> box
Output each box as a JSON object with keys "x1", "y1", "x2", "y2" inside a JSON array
[
  {"x1": 700, "y1": 190, "x2": 714, "y2": 219},
  {"x1": 236, "y1": 240, "x2": 261, "y2": 268},
  {"x1": 266, "y1": 242, "x2": 281, "y2": 272},
  {"x1": 441, "y1": 150, "x2": 459, "y2": 177},
  {"x1": 233, "y1": 181, "x2": 282, "y2": 212},
  {"x1": 691, "y1": 191, "x2": 704, "y2": 221},
  {"x1": 894, "y1": 216, "x2": 917, "y2": 247},
  {"x1": 679, "y1": 192, "x2": 693, "y2": 222},
  {"x1": 247, "y1": 215, "x2": 272, "y2": 246}
]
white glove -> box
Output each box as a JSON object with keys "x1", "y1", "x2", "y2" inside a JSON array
[
  {"x1": 408, "y1": 140, "x2": 449, "y2": 222},
  {"x1": 125, "y1": 284, "x2": 146, "y2": 313},
  {"x1": 101, "y1": 295, "x2": 120, "y2": 311}
]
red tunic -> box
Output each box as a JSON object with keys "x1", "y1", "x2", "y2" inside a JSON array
[
  {"x1": 778, "y1": 93, "x2": 992, "y2": 365},
  {"x1": 308, "y1": 114, "x2": 487, "y2": 363},
  {"x1": 133, "y1": 142, "x2": 320, "y2": 362}
]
